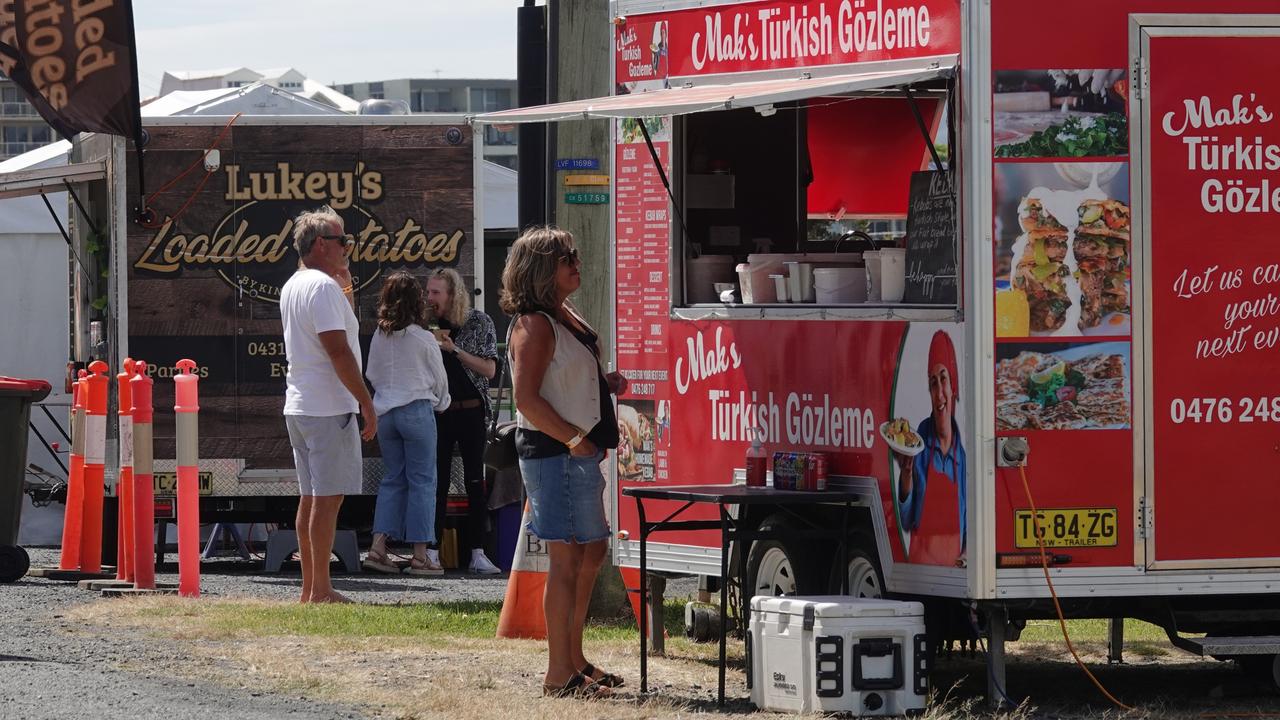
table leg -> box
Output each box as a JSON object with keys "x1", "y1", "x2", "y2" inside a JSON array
[
  {"x1": 638, "y1": 497, "x2": 648, "y2": 695},
  {"x1": 718, "y1": 504, "x2": 729, "y2": 707},
  {"x1": 840, "y1": 502, "x2": 851, "y2": 595}
]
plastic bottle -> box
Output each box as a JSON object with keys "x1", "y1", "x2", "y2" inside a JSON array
[{"x1": 745, "y1": 428, "x2": 767, "y2": 487}]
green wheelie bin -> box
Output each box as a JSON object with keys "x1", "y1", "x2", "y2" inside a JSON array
[{"x1": 0, "y1": 376, "x2": 53, "y2": 582}]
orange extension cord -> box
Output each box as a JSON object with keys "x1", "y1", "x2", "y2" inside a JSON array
[
  {"x1": 137, "y1": 112, "x2": 242, "y2": 229},
  {"x1": 1019, "y1": 464, "x2": 1135, "y2": 713}
]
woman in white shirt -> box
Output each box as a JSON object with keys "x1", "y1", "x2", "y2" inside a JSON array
[{"x1": 363, "y1": 271, "x2": 451, "y2": 575}]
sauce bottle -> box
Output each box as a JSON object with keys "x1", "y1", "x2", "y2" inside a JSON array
[{"x1": 745, "y1": 428, "x2": 767, "y2": 487}]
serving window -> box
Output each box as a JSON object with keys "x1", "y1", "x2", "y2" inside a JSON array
[{"x1": 671, "y1": 85, "x2": 958, "y2": 317}]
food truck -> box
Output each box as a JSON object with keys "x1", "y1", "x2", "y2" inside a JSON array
[
  {"x1": 472, "y1": 0, "x2": 1280, "y2": 692},
  {"x1": 64, "y1": 115, "x2": 481, "y2": 529}
]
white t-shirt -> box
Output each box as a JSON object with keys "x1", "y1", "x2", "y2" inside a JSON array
[
  {"x1": 280, "y1": 268, "x2": 361, "y2": 416},
  {"x1": 365, "y1": 325, "x2": 452, "y2": 416}
]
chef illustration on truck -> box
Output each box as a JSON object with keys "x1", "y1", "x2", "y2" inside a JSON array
[{"x1": 892, "y1": 329, "x2": 968, "y2": 566}]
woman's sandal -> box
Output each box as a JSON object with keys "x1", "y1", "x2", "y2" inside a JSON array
[
  {"x1": 542, "y1": 672, "x2": 610, "y2": 699},
  {"x1": 361, "y1": 549, "x2": 400, "y2": 574},
  {"x1": 580, "y1": 662, "x2": 625, "y2": 688}
]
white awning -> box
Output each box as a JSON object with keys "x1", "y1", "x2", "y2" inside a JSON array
[
  {"x1": 0, "y1": 161, "x2": 106, "y2": 201},
  {"x1": 470, "y1": 59, "x2": 954, "y2": 124}
]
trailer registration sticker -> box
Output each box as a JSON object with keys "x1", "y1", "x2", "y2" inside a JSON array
[{"x1": 1014, "y1": 508, "x2": 1117, "y2": 548}]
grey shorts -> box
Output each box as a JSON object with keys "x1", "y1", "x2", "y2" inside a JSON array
[{"x1": 285, "y1": 413, "x2": 362, "y2": 496}]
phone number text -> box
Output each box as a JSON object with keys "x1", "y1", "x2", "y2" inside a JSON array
[{"x1": 1169, "y1": 396, "x2": 1280, "y2": 424}]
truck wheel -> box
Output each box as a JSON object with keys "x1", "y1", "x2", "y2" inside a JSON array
[
  {"x1": 0, "y1": 545, "x2": 30, "y2": 583},
  {"x1": 745, "y1": 516, "x2": 823, "y2": 598},
  {"x1": 828, "y1": 543, "x2": 885, "y2": 598}
]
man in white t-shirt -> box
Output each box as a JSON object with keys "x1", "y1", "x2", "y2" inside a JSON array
[{"x1": 280, "y1": 206, "x2": 377, "y2": 604}]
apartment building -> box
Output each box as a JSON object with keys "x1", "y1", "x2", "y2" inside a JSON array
[{"x1": 0, "y1": 76, "x2": 54, "y2": 161}]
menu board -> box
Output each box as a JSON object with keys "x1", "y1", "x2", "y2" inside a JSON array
[
  {"x1": 903, "y1": 170, "x2": 958, "y2": 304},
  {"x1": 615, "y1": 119, "x2": 672, "y2": 483}
]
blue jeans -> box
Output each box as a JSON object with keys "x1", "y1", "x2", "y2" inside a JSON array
[{"x1": 373, "y1": 399, "x2": 438, "y2": 543}]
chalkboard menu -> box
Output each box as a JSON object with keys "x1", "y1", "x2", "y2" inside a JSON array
[{"x1": 903, "y1": 170, "x2": 957, "y2": 305}]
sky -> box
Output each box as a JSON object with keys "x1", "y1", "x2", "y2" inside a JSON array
[{"x1": 133, "y1": 1, "x2": 520, "y2": 98}]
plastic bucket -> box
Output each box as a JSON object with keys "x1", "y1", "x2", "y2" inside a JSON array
[
  {"x1": 879, "y1": 248, "x2": 907, "y2": 303},
  {"x1": 813, "y1": 267, "x2": 867, "y2": 304},
  {"x1": 863, "y1": 251, "x2": 883, "y2": 302}
]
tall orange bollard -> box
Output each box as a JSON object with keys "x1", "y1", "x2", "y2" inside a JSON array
[
  {"x1": 174, "y1": 359, "x2": 201, "y2": 598},
  {"x1": 58, "y1": 372, "x2": 86, "y2": 570},
  {"x1": 130, "y1": 362, "x2": 156, "y2": 590},
  {"x1": 79, "y1": 361, "x2": 109, "y2": 574},
  {"x1": 115, "y1": 359, "x2": 135, "y2": 582}
]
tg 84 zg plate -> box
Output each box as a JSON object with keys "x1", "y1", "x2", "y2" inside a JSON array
[{"x1": 1015, "y1": 507, "x2": 1118, "y2": 548}]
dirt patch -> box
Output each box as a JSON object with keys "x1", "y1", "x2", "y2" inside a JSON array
[{"x1": 68, "y1": 599, "x2": 1279, "y2": 719}]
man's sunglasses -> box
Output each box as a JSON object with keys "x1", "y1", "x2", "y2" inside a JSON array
[{"x1": 319, "y1": 234, "x2": 354, "y2": 247}]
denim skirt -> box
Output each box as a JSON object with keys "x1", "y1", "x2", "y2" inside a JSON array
[{"x1": 519, "y1": 450, "x2": 610, "y2": 543}]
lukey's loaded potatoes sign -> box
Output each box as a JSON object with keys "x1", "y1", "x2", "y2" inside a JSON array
[{"x1": 127, "y1": 123, "x2": 474, "y2": 469}]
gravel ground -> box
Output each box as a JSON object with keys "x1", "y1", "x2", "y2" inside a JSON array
[{"x1": 0, "y1": 547, "x2": 516, "y2": 720}]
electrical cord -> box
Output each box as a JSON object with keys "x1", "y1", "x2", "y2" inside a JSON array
[
  {"x1": 1019, "y1": 464, "x2": 1135, "y2": 713},
  {"x1": 136, "y1": 112, "x2": 242, "y2": 229}
]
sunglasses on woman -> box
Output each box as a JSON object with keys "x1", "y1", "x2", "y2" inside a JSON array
[{"x1": 558, "y1": 248, "x2": 580, "y2": 266}]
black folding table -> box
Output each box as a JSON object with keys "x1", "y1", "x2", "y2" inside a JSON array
[{"x1": 622, "y1": 484, "x2": 864, "y2": 705}]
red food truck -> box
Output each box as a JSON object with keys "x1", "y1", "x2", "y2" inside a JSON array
[{"x1": 473, "y1": 0, "x2": 1280, "y2": 694}]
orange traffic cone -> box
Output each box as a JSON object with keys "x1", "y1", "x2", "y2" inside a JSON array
[{"x1": 495, "y1": 501, "x2": 548, "y2": 640}]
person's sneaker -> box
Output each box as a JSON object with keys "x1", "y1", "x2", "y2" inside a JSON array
[{"x1": 469, "y1": 552, "x2": 502, "y2": 575}]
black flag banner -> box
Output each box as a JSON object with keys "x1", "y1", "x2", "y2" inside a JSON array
[{"x1": 0, "y1": 0, "x2": 143, "y2": 145}]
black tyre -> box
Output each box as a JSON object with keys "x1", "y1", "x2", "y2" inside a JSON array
[
  {"x1": 745, "y1": 516, "x2": 825, "y2": 598},
  {"x1": 0, "y1": 545, "x2": 30, "y2": 583},
  {"x1": 827, "y1": 540, "x2": 886, "y2": 598}
]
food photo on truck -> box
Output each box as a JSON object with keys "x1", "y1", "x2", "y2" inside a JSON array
[{"x1": 470, "y1": 0, "x2": 1280, "y2": 711}]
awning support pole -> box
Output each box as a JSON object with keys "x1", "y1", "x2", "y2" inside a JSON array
[
  {"x1": 903, "y1": 85, "x2": 947, "y2": 172},
  {"x1": 636, "y1": 117, "x2": 698, "y2": 251},
  {"x1": 40, "y1": 191, "x2": 92, "y2": 281},
  {"x1": 63, "y1": 179, "x2": 104, "y2": 239}
]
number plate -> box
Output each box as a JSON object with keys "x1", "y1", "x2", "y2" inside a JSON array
[
  {"x1": 1014, "y1": 507, "x2": 1118, "y2": 548},
  {"x1": 154, "y1": 471, "x2": 214, "y2": 497}
]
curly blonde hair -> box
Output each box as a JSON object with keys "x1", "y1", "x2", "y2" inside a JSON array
[
  {"x1": 376, "y1": 271, "x2": 427, "y2": 334},
  {"x1": 499, "y1": 226, "x2": 576, "y2": 315},
  {"x1": 426, "y1": 267, "x2": 471, "y2": 327}
]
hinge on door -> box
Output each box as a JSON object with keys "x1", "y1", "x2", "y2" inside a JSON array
[
  {"x1": 1136, "y1": 496, "x2": 1149, "y2": 539},
  {"x1": 1131, "y1": 56, "x2": 1148, "y2": 101}
]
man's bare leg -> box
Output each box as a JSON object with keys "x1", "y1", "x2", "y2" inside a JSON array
[
  {"x1": 296, "y1": 495, "x2": 315, "y2": 603},
  {"x1": 307, "y1": 494, "x2": 348, "y2": 603}
]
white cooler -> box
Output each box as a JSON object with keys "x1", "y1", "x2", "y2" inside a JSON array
[{"x1": 749, "y1": 596, "x2": 928, "y2": 716}]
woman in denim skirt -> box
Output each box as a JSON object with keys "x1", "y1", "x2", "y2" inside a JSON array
[
  {"x1": 363, "y1": 272, "x2": 451, "y2": 575},
  {"x1": 501, "y1": 226, "x2": 629, "y2": 698}
]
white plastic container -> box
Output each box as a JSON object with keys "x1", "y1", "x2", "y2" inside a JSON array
[
  {"x1": 686, "y1": 255, "x2": 738, "y2": 304},
  {"x1": 749, "y1": 596, "x2": 927, "y2": 716},
  {"x1": 742, "y1": 254, "x2": 786, "y2": 303},
  {"x1": 813, "y1": 267, "x2": 867, "y2": 304},
  {"x1": 784, "y1": 261, "x2": 815, "y2": 303},
  {"x1": 878, "y1": 248, "x2": 907, "y2": 303},
  {"x1": 863, "y1": 251, "x2": 883, "y2": 303},
  {"x1": 770, "y1": 274, "x2": 790, "y2": 302}
]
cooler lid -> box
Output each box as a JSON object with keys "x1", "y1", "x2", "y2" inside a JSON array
[
  {"x1": 750, "y1": 595, "x2": 923, "y2": 619},
  {"x1": 0, "y1": 376, "x2": 52, "y2": 400}
]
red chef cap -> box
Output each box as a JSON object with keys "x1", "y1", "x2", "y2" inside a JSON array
[{"x1": 927, "y1": 330, "x2": 959, "y2": 396}]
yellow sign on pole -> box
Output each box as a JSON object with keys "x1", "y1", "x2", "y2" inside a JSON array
[{"x1": 563, "y1": 174, "x2": 611, "y2": 187}]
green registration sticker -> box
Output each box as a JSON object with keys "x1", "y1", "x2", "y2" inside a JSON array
[{"x1": 565, "y1": 192, "x2": 609, "y2": 204}]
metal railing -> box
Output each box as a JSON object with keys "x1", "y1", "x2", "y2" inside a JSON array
[{"x1": 1, "y1": 101, "x2": 39, "y2": 116}]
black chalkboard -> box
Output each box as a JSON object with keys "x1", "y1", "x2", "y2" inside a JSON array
[{"x1": 903, "y1": 170, "x2": 957, "y2": 305}]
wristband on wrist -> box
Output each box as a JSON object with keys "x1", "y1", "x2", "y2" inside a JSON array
[{"x1": 565, "y1": 431, "x2": 585, "y2": 449}]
